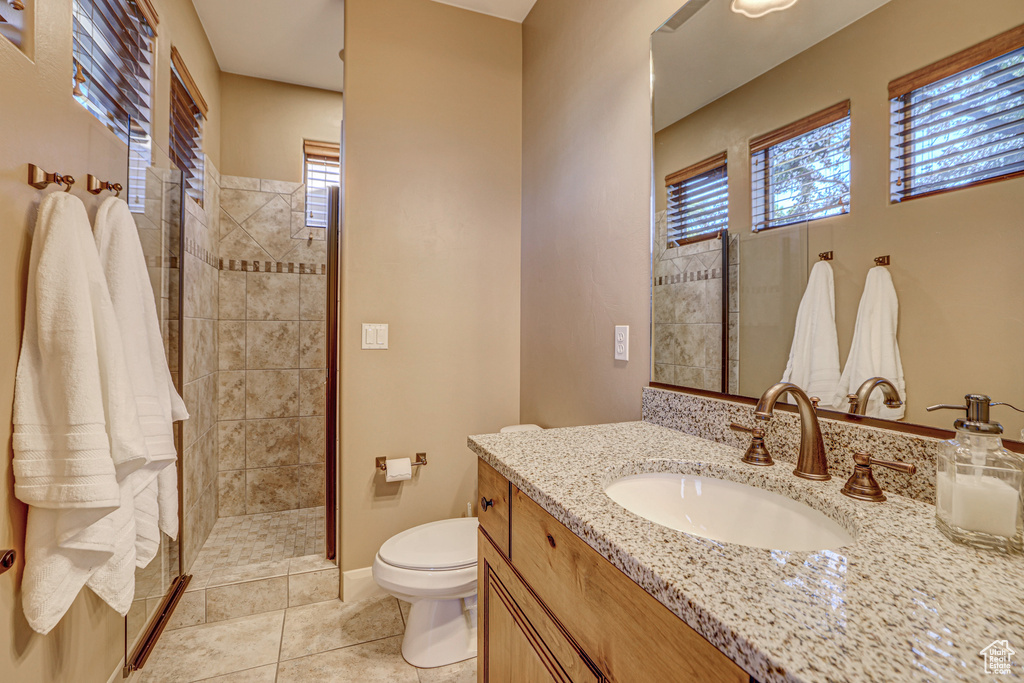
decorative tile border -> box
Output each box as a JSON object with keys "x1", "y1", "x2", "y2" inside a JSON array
[
  {"x1": 642, "y1": 386, "x2": 941, "y2": 504},
  {"x1": 217, "y1": 258, "x2": 326, "y2": 275},
  {"x1": 183, "y1": 236, "x2": 218, "y2": 269},
  {"x1": 655, "y1": 266, "x2": 722, "y2": 286}
]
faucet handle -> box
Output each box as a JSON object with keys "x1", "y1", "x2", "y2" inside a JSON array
[
  {"x1": 729, "y1": 422, "x2": 773, "y2": 467},
  {"x1": 840, "y1": 451, "x2": 916, "y2": 502},
  {"x1": 810, "y1": 396, "x2": 821, "y2": 410}
]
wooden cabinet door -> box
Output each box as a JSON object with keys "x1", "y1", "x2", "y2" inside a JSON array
[{"x1": 480, "y1": 531, "x2": 602, "y2": 683}]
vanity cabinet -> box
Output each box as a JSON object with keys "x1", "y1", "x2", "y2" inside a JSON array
[{"x1": 477, "y1": 460, "x2": 749, "y2": 683}]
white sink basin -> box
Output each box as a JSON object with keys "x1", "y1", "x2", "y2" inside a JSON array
[{"x1": 605, "y1": 473, "x2": 854, "y2": 551}]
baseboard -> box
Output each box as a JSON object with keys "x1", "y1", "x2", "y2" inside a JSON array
[{"x1": 342, "y1": 566, "x2": 387, "y2": 602}]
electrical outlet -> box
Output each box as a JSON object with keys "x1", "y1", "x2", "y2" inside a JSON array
[{"x1": 614, "y1": 325, "x2": 629, "y2": 361}]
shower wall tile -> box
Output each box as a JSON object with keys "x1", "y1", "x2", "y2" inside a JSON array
[
  {"x1": 221, "y1": 175, "x2": 260, "y2": 191},
  {"x1": 299, "y1": 369, "x2": 325, "y2": 417},
  {"x1": 299, "y1": 322, "x2": 325, "y2": 369},
  {"x1": 299, "y1": 275, "x2": 326, "y2": 321},
  {"x1": 221, "y1": 188, "x2": 273, "y2": 225},
  {"x1": 246, "y1": 370, "x2": 300, "y2": 419},
  {"x1": 221, "y1": 227, "x2": 273, "y2": 263},
  {"x1": 246, "y1": 321, "x2": 300, "y2": 369},
  {"x1": 219, "y1": 321, "x2": 246, "y2": 371},
  {"x1": 219, "y1": 270, "x2": 246, "y2": 320},
  {"x1": 298, "y1": 464, "x2": 326, "y2": 509},
  {"x1": 219, "y1": 420, "x2": 246, "y2": 471},
  {"x1": 247, "y1": 272, "x2": 300, "y2": 321},
  {"x1": 246, "y1": 466, "x2": 299, "y2": 514},
  {"x1": 218, "y1": 471, "x2": 246, "y2": 517},
  {"x1": 219, "y1": 371, "x2": 247, "y2": 420},
  {"x1": 299, "y1": 417, "x2": 326, "y2": 465},
  {"x1": 261, "y1": 178, "x2": 302, "y2": 195},
  {"x1": 242, "y1": 196, "x2": 297, "y2": 261},
  {"x1": 245, "y1": 418, "x2": 300, "y2": 469}
]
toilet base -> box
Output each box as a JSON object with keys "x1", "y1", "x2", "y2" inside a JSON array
[{"x1": 401, "y1": 596, "x2": 477, "y2": 669}]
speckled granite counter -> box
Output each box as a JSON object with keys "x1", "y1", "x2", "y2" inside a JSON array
[{"x1": 468, "y1": 422, "x2": 1024, "y2": 683}]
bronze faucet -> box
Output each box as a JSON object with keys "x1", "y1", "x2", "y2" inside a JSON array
[
  {"x1": 847, "y1": 377, "x2": 903, "y2": 415},
  {"x1": 754, "y1": 382, "x2": 830, "y2": 481}
]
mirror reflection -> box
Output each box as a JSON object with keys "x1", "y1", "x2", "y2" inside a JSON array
[{"x1": 652, "y1": 0, "x2": 1024, "y2": 436}]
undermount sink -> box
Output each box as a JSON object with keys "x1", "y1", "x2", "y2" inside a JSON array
[{"x1": 605, "y1": 473, "x2": 854, "y2": 551}]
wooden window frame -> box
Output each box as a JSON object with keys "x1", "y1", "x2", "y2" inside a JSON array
[
  {"x1": 888, "y1": 23, "x2": 1024, "y2": 203},
  {"x1": 664, "y1": 152, "x2": 728, "y2": 248},
  {"x1": 303, "y1": 140, "x2": 341, "y2": 230},
  {"x1": 169, "y1": 49, "x2": 205, "y2": 208},
  {"x1": 750, "y1": 100, "x2": 851, "y2": 232}
]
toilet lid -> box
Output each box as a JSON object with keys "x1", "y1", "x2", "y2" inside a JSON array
[{"x1": 379, "y1": 518, "x2": 479, "y2": 571}]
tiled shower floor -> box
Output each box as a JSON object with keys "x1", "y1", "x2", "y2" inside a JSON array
[{"x1": 192, "y1": 506, "x2": 326, "y2": 571}]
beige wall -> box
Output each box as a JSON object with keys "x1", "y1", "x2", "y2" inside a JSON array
[
  {"x1": 341, "y1": 0, "x2": 522, "y2": 572},
  {"x1": 654, "y1": 0, "x2": 1024, "y2": 434},
  {"x1": 520, "y1": 0, "x2": 681, "y2": 428},
  {"x1": 220, "y1": 73, "x2": 344, "y2": 182},
  {"x1": 0, "y1": 0, "x2": 220, "y2": 680}
]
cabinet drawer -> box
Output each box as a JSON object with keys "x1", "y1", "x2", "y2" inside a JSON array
[
  {"x1": 510, "y1": 489, "x2": 748, "y2": 683},
  {"x1": 480, "y1": 530, "x2": 603, "y2": 683},
  {"x1": 478, "y1": 459, "x2": 511, "y2": 556}
]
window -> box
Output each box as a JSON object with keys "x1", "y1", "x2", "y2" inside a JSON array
[
  {"x1": 304, "y1": 140, "x2": 341, "y2": 229},
  {"x1": 0, "y1": 0, "x2": 27, "y2": 49},
  {"x1": 750, "y1": 101, "x2": 851, "y2": 231},
  {"x1": 169, "y1": 47, "x2": 207, "y2": 207},
  {"x1": 665, "y1": 153, "x2": 728, "y2": 247},
  {"x1": 889, "y1": 26, "x2": 1024, "y2": 202},
  {"x1": 72, "y1": 0, "x2": 158, "y2": 211}
]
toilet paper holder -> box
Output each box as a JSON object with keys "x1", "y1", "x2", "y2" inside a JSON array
[{"x1": 376, "y1": 453, "x2": 428, "y2": 472}]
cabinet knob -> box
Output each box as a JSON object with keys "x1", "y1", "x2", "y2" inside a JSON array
[
  {"x1": 0, "y1": 549, "x2": 15, "y2": 575},
  {"x1": 480, "y1": 497, "x2": 494, "y2": 511}
]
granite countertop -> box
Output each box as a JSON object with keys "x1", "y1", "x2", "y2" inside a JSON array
[{"x1": 468, "y1": 421, "x2": 1024, "y2": 683}]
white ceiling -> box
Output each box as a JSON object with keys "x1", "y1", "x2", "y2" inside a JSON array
[
  {"x1": 193, "y1": 0, "x2": 345, "y2": 93},
  {"x1": 653, "y1": 0, "x2": 891, "y2": 131},
  {"x1": 429, "y1": 0, "x2": 537, "y2": 22}
]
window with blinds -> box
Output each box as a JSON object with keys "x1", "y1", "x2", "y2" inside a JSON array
[
  {"x1": 169, "y1": 48, "x2": 206, "y2": 208},
  {"x1": 0, "y1": 0, "x2": 27, "y2": 49},
  {"x1": 751, "y1": 101, "x2": 851, "y2": 232},
  {"x1": 889, "y1": 26, "x2": 1024, "y2": 202},
  {"x1": 665, "y1": 153, "x2": 728, "y2": 247},
  {"x1": 71, "y1": 0, "x2": 157, "y2": 212},
  {"x1": 304, "y1": 141, "x2": 341, "y2": 229}
]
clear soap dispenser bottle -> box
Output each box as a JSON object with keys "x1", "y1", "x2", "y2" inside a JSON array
[{"x1": 928, "y1": 395, "x2": 1023, "y2": 554}]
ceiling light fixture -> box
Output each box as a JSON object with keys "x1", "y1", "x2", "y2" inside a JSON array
[{"x1": 731, "y1": 0, "x2": 799, "y2": 18}]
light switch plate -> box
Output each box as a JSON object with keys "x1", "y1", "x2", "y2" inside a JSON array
[
  {"x1": 614, "y1": 325, "x2": 629, "y2": 361},
  {"x1": 362, "y1": 323, "x2": 389, "y2": 350}
]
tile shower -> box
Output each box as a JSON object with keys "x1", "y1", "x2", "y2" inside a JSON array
[
  {"x1": 215, "y1": 175, "x2": 328, "y2": 521},
  {"x1": 653, "y1": 210, "x2": 739, "y2": 394}
]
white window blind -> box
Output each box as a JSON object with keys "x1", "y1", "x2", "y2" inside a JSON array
[
  {"x1": 889, "y1": 27, "x2": 1024, "y2": 202},
  {"x1": 304, "y1": 141, "x2": 341, "y2": 229},
  {"x1": 665, "y1": 153, "x2": 728, "y2": 247},
  {"x1": 751, "y1": 101, "x2": 851, "y2": 232},
  {"x1": 72, "y1": 0, "x2": 157, "y2": 211},
  {"x1": 169, "y1": 48, "x2": 206, "y2": 208},
  {"x1": 0, "y1": 0, "x2": 27, "y2": 49}
]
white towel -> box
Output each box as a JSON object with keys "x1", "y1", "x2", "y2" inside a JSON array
[
  {"x1": 94, "y1": 197, "x2": 189, "y2": 568},
  {"x1": 832, "y1": 266, "x2": 906, "y2": 419},
  {"x1": 781, "y1": 261, "x2": 841, "y2": 403},
  {"x1": 13, "y1": 192, "x2": 147, "y2": 634}
]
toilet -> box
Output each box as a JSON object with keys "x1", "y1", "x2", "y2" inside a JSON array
[
  {"x1": 372, "y1": 517, "x2": 480, "y2": 668},
  {"x1": 373, "y1": 424, "x2": 542, "y2": 668}
]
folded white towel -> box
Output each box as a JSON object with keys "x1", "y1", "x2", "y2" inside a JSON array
[
  {"x1": 13, "y1": 192, "x2": 147, "y2": 634},
  {"x1": 781, "y1": 261, "x2": 841, "y2": 403},
  {"x1": 94, "y1": 197, "x2": 189, "y2": 568},
  {"x1": 832, "y1": 266, "x2": 906, "y2": 419}
]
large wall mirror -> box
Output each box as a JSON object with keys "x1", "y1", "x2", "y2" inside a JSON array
[{"x1": 651, "y1": 0, "x2": 1024, "y2": 438}]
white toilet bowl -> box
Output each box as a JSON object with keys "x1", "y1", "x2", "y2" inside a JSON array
[{"x1": 372, "y1": 518, "x2": 479, "y2": 668}]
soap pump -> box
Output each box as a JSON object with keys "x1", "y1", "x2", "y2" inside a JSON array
[{"x1": 927, "y1": 395, "x2": 1024, "y2": 554}]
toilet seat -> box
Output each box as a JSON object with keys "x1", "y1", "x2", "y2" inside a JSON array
[{"x1": 378, "y1": 518, "x2": 478, "y2": 571}]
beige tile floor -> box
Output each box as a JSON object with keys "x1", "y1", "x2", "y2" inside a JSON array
[
  {"x1": 140, "y1": 595, "x2": 476, "y2": 683},
  {"x1": 192, "y1": 507, "x2": 326, "y2": 571}
]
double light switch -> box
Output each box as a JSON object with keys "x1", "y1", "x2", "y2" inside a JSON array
[{"x1": 362, "y1": 323, "x2": 389, "y2": 350}]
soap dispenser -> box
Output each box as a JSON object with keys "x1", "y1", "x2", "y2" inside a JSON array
[{"x1": 927, "y1": 395, "x2": 1024, "y2": 554}]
